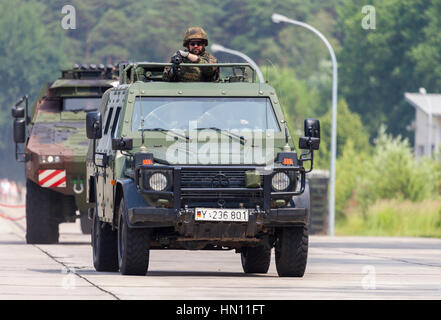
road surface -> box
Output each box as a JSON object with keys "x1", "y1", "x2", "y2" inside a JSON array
[{"x1": 0, "y1": 205, "x2": 440, "y2": 300}]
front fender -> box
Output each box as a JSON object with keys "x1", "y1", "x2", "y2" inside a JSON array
[
  {"x1": 292, "y1": 179, "x2": 311, "y2": 228},
  {"x1": 115, "y1": 178, "x2": 149, "y2": 227}
]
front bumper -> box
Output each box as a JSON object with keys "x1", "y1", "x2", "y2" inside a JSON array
[
  {"x1": 124, "y1": 164, "x2": 308, "y2": 240},
  {"x1": 133, "y1": 165, "x2": 307, "y2": 212},
  {"x1": 128, "y1": 206, "x2": 307, "y2": 229}
]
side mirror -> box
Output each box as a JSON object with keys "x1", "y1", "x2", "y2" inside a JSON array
[
  {"x1": 14, "y1": 95, "x2": 30, "y2": 124},
  {"x1": 304, "y1": 118, "x2": 320, "y2": 138},
  {"x1": 13, "y1": 119, "x2": 26, "y2": 143},
  {"x1": 11, "y1": 107, "x2": 25, "y2": 118},
  {"x1": 299, "y1": 118, "x2": 320, "y2": 150},
  {"x1": 86, "y1": 112, "x2": 102, "y2": 139},
  {"x1": 112, "y1": 138, "x2": 133, "y2": 151}
]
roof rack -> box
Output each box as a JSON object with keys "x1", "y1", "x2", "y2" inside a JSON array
[
  {"x1": 61, "y1": 63, "x2": 117, "y2": 80},
  {"x1": 118, "y1": 62, "x2": 258, "y2": 84}
]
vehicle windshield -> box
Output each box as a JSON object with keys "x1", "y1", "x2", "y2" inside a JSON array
[
  {"x1": 63, "y1": 97, "x2": 101, "y2": 112},
  {"x1": 131, "y1": 97, "x2": 280, "y2": 132}
]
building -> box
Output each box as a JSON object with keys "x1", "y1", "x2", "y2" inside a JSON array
[{"x1": 404, "y1": 92, "x2": 441, "y2": 157}]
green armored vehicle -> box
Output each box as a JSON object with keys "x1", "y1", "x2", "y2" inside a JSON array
[
  {"x1": 86, "y1": 62, "x2": 320, "y2": 277},
  {"x1": 12, "y1": 64, "x2": 118, "y2": 243}
]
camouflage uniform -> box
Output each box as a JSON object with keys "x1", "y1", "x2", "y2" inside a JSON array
[
  {"x1": 163, "y1": 27, "x2": 219, "y2": 82},
  {"x1": 163, "y1": 50, "x2": 219, "y2": 82}
]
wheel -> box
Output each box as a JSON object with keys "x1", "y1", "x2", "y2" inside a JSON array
[
  {"x1": 25, "y1": 179, "x2": 59, "y2": 244},
  {"x1": 80, "y1": 210, "x2": 92, "y2": 235},
  {"x1": 275, "y1": 226, "x2": 309, "y2": 277},
  {"x1": 117, "y1": 198, "x2": 151, "y2": 275},
  {"x1": 241, "y1": 245, "x2": 271, "y2": 274},
  {"x1": 92, "y1": 208, "x2": 119, "y2": 272}
]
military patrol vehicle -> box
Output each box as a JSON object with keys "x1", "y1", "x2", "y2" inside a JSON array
[
  {"x1": 12, "y1": 64, "x2": 118, "y2": 243},
  {"x1": 85, "y1": 62, "x2": 320, "y2": 277}
]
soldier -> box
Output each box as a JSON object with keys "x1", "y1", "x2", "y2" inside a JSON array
[{"x1": 163, "y1": 27, "x2": 219, "y2": 82}]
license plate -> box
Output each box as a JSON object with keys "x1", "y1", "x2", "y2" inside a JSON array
[{"x1": 195, "y1": 208, "x2": 249, "y2": 222}]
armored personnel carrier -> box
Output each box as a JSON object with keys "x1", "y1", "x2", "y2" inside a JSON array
[
  {"x1": 12, "y1": 64, "x2": 118, "y2": 243},
  {"x1": 85, "y1": 62, "x2": 320, "y2": 277}
]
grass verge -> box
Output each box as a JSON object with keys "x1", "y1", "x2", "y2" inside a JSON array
[{"x1": 336, "y1": 198, "x2": 441, "y2": 238}]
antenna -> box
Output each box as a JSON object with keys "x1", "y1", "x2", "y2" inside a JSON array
[
  {"x1": 281, "y1": 120, "x2": 291, "y2": 152},
  {"x1": 265, "y1": 58, "x2": 275, "y2": 85},
  {"x1": 137, "y1": 92, "x2": 147, "y2": 152},
  {"x1": 265, "y1": 61, "x2": 269, "y2": 84}
]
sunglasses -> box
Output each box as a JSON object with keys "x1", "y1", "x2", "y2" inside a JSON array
[{"x1": 189, "y1": 41, "x2": 204, "y2": 47}]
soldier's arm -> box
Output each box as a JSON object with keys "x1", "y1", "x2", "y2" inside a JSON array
[
  {"x1": 199, "y1": 54, "x2": 219, "y2": 81},
  {"x1": 197, "y1": 54, "x2": 211, "y2": 64},
  {"x1": 178, "y1": 50, "x2": 200, "y2": 63}
]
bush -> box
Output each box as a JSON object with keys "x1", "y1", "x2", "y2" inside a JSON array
[
  {"x1": 336, "y1": 126, "x2": 441, "y2": 237},
  {"x1": 317, "y1": 99, "x2": 370, "y2": 169},
  {"x1": 335, "y1": 138, "x2": 368, "y2": 219},
  {"x1": 337, "y1": 199, "x2": 441, "y2": 238},
  {"x1": 356, "y1": 126, "x2": 441, "y2": 212}
]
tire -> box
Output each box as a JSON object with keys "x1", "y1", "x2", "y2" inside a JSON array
[
  {"x1": 80, "y1": 210, "x2": 92, "y2": 235},
  {"x1": 92, "y1": 208, "x2": 119, "y2": 272},
  {"x1": 241, "y1": 246, "x2": 271, "y2": 274},
  {"x1": 117, "y1": 198, "x2": 151, "y2": 275},
  {"x1": 25, "y1": 179, "x2": 59, "y2": 244},
  {"x1": 275, "y1": 226, "x2": 309, "y2": 277}
]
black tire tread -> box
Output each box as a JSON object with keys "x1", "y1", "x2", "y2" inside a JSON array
[
  {"x1": 120, "y1": 228, "x2": 150, "y2": 275},
  {"x1": 92, "y1": 210, "x2": 119, "y2": 272},
  {"x1": 241, "y1": 246, "x2": 271, "y2": 274},
  {"x1": 25, "y1": 179, "x2": 59, "y2": 244},
  {"x1": 275, "y1": 227, "x2": 308, "y2": 277},
  {"x1": 118, "y1": 199, "x2": 150, "y2": 275},
  {"x1": 80, "y1": 210, "x2": 92, "y2": 235}
]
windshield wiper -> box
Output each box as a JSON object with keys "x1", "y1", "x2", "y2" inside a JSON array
[
  {"x1": 64, "y1": 108, "x2": 86, "y2": 112},
  {"x1": 196, "y1": 127, "x2": 246, "y2": 145},
  {"x1": 141, "y1": 128, "x2": 190, "y2": 141}
]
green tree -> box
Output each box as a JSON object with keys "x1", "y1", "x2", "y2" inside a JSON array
[
  {"x1": 335, "y1": 138, "x2": 368, "y2": 219},
  {"x1": 0, "y1": 0, "x2": 70, "y2": 180},
  {"x1": 88, "y1": 9, "x2": 132, "y2": 63},
  {"x1": 317, "y1": 99, "x2": 370, "y2": 169},
  {"x1": 130, "y1": 0, "x2": 206, "y2": 62},
  {"x1": 411, "y1": 1, "x2": 441, "y2": 90},
  {"x1": 211, "y1": 0, "x2": 342, "y2": 81},
  {"x1": 356, "y1": 126, "x2": 441, "y2": 212},
  {"x1": 337, "y1": 0, "x2": 431, "y2": 141},
  {"x1": 266, "y1": 66, "x2": 321, "y2": 134}
]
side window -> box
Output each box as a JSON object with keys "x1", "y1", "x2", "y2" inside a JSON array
[
  {"x1": 103, "y1": 107, "x2": 114, "y2": 135},
  {"x1": 111, "y1": 107, "x2": 122, "y2": 137}
]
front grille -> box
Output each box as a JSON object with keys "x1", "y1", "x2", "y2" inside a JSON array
[
  {"x1": 179, "y1": 168, "x2": 264, "y2": 207},
  {"x1": 180, "y1": 169, "x2": 247, "y2": 188}
]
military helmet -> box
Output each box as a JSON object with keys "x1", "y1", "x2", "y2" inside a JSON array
[{"x1": 183, "y1": 27, "x2": 208, "y2": 47}]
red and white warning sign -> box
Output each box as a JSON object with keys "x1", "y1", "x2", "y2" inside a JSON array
[{"x1": 38, "y1": 169, "x2": 66, "y2": 188}]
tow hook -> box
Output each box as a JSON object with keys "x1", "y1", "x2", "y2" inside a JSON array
[{"x1": 73, "y1": 178, "x2": 84, "y2": 194}]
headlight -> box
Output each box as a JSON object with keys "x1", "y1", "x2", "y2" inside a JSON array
[
  {"x1": 40, "y1": 155, "x2": 62, "y2": 164},
  {"x1": 271, "y1": 172, "x2": 290, "y2": 191},
  {"x1": 149, "y1": 172, "x2": 168, "y2": 191}
]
